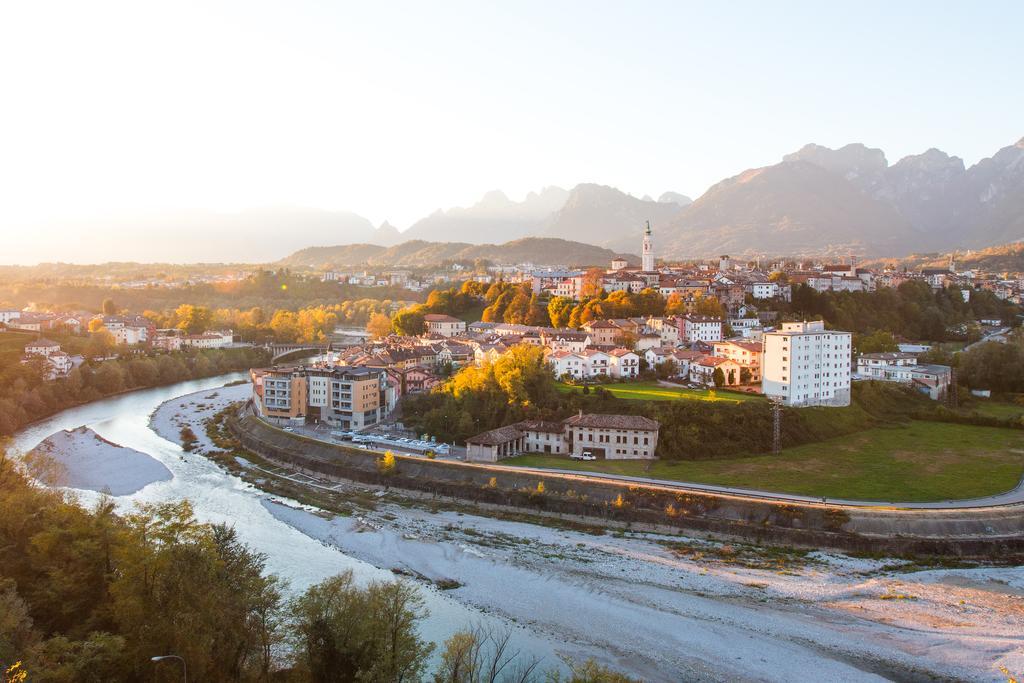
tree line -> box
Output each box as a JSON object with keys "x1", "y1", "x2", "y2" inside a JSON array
[
  {"x1": 0, "y1": 453, "x2": 634, "y2": 682},
  {"x1": 402, "y1": 345, "x2": 933, "y2": 459},
  {"x1": 388, "y1": 280, "x2": 729, "y2": 337},
  {"x1": 0, "y1": 269, "x2": 423, "y2": 314},
  {"x1": 784, "y1": 280, "x2": 1017, "y2": 341},
  {"x1": 0, "y1": 347, "x2": 269, "y2": 437}
]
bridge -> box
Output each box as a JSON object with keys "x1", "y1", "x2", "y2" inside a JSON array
[{"x1": 264, "y1": 342, "x2": 333, "y2": 362}]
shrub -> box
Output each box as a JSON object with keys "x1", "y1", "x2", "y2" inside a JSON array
[{"x1": 377, "y1": 451, "x2": 397, "y2": 475}]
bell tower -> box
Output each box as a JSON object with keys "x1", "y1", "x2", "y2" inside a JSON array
[{"x1": 641, "y1": 221, "x2": 655, "y2": 272}]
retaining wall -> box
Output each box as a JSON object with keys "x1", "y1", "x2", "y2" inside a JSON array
[{"x1": 230, "y1": 413, "x2": 1024, "y2": 558}]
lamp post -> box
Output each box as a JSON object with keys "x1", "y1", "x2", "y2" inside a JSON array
[{"x1": 151, "y1": 655, "x2": 187, "y2": 682}]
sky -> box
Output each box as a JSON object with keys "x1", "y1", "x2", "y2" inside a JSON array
[{"x1": 1, "y1": 0, "x2": 1022, "y2": 263}]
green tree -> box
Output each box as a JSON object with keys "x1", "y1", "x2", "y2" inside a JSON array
[
  {"x1": 392, "y1": 307, "x2": 426, "y2": 336},
  {"x1": 101, "y1": 298, "x2": 118, "y2": 316},
  {"x1": 289, "y1": 571, "x2": 432, "y2": 682},
  {"x1": 857, "y1": 330, "x2": 898, "y2": 354}
]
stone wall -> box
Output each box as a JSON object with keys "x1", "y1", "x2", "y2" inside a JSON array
[{"x1": 230, "y1": 412, "x2": 1024, "y2": 558}]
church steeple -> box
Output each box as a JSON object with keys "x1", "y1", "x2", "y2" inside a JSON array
[{"x1": 641, "y1": 221, "x2": 655, "y2": 272}]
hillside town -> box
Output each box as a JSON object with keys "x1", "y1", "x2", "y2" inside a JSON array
[{"x1": 235, "y1": 226, "x2": 1020, "y2": 464}]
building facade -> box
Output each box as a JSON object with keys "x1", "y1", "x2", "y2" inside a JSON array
[
  {"x1": 762, "y1": 321, "x2": 852, "y2": 407},
  {"x1": 252, "y1": 365, "x2": 386, "y2": 429},
  {"x1": 466, "y1": 413, "x2": 659, "y2": 462}
]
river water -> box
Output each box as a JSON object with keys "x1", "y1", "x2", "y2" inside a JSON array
[{"x1": 10, "y1": 373, "x2": 560, "y2": 666}]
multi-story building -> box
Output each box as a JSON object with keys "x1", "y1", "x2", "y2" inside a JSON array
[
  {"x1": 712, "y1": 340, "x2": 763, "y2": 382},
  {"x1": 762, "y1": 320, "x2": 852, "y2": 407},
  {"x1": 0, "y1": 309, "x2": 21, "y2": 325},
  {"x1": 252, "y1": 365, "x2": 386, "y2": 429},
  {"x1": 424, "y1": 313, "x2": 467, "y2": 338},
  {"x1": 582, "y1": 320, "x2": 621, "y2": 347},
  {"x1": 466, "y1": 413, "x2": 659, "y2": 462},
  {"x1": 856, "y1": 352, "x2": 918, "y2": 378},
  {"x1": 101, "y1": 315, "x2": 156, "y2": 345},
  {"x1": 856, "y1": 352, "x2": 951, "y2": 401},
  {"x1": 679, "y1": 315, "x2": 723, "y2": 344}
]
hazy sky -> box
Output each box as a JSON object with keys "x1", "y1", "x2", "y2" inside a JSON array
[{"x1": 1, "y1": 1, "x2": 1022, "y2": 262}]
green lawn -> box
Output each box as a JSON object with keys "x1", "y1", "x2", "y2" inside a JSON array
[
  {"x1": 967, "y1": 400, "x2": 1024, "y2": 420},
  {"x1": 556, "y1": 381, "x2": 763, "y2": 404},
  {"x1": 503, "y1": 421, "x2": 1024, "y2": 503}
]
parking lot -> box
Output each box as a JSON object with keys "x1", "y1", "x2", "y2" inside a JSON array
[{"x1": 281, "y1": 421, "x2": 466, "y2": 461}]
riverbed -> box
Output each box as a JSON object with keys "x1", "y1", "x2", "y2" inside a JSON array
[
  {"x1": 12, "y1": 375, "x2": 1024, "y2": 681},
  {"x1": 11, "y1": 375, "x2": 566, "y2": 676}
]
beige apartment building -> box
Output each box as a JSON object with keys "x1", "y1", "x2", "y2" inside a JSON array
[{"x1": 252, "y1": 365, "x2": 386, "y2": 429}]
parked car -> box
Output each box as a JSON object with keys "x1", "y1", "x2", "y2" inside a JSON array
[{"x1": 571, "y1": 451, "x2": 596, "y2": 461}]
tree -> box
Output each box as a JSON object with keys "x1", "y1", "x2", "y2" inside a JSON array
[
  {"x1": 579, "y1": 268, "x2": 605, "y2": 299},
  {"x1": 87, "y1": 318, "x2": 106, "y2": 333},
  {"x1": 712, "y1": 367, "x2": 725, "y2": 388},
  {"x1": 174, "y1": 304, "x2": 213, "y2": 335},
  {"x1": 366, "y1": 313, "x2": 393, "y2": 340},
  {"x1": 664, "y1": 292, "x2": 686, "y2": 316},
  {"x1": 84, "y1": 329, "x2": 116, "y2": 359},
  {"x1": 692, "y1": 295, "x2": 726, "y2": 318},
  {"x1": 392, "y1": 308, "x2": 426, "y2": 336},
  {"x1": 289, "y1": 571, "x2": 432, "y2": 682},
  {"x1": 101, "y1": 298, "x2": 118, "y2": 316},
  {"x1": 856, "y1": 330, "x2": 898, "y2": 354},
  {"x1": 433, "y1": 625, "x2": 540, "y2": 683},
  {"x1": 547, "y1": 296, "x2": 573, "y2": 328}
]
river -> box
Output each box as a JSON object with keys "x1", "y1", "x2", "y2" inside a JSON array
[{"x1": 10, "y1": 373, "x2": 561, "y2": 668}]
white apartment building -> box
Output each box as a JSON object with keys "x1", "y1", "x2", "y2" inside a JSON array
[
  {"x1": 762, "y1": 320, "x2": 852, "y2": 407},
  {"x1": 679, "y1": 315, "x2": 723, "y2": 343},
  {"x1": 0, "y1": 309, "x2": 21, "y2": 324},
  {"x1": 750, "y1": 282, "x2": 780, "y2": 299}
]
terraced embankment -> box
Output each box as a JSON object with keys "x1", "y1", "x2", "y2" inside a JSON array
[{"x1": 230, "y1": 411, "x2": 1024, "y2": 558}]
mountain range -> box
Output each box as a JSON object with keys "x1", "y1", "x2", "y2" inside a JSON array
[
  {"x1": 28, "y1": 138, "x2": 1021, "y2": 265},
  {"x1": 303, "y1": 136, "x2": 1023, "y2": 260},
  {"x1": 658, "y1": 138, "x2": 1024, "y2": 258}
]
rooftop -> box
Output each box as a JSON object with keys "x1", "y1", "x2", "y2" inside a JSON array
[{"x1": 563, "y1": 413, "x2": 659, "y2": 431}]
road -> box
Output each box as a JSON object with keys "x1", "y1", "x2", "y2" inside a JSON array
[{"x1": 504, "y1": 464, "x2": 1024, "y2": 510}]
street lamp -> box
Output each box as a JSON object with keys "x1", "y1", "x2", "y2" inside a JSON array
[{"x1": 151, "y1": 655, "x2": 187, "y2": 682}]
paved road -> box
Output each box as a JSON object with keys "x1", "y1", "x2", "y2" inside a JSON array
[{"x1": 504, "y1": 465, "x2": 1024, "y2": 510}]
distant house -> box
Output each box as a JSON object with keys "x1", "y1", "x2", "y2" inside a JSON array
[
  {"x1": 607, "y1": 348, "x2": 640, "y2": 378},
  {"x1": 689, "y1": 355, "x2": 743, "y2": 387},
  {"x1": 22, "y1": 338, "x2": 72, "y2": 379},
  {"x1": 466, "y1": 412, "x2": 659, "y2": 462},
  {"x1": 0, "y1": 309, "x2": 22, "y2": 325},
  {"x1": 424, "y1": 314, "x2": 466, "y2": 338},
  {"x1": 712, "y1": 340, "x2": 763, "y2": 383},
  {"x1": 182, "y1": 330, "x2": 234, "y2": 349}
]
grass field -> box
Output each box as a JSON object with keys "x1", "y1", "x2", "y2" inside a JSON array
[
  {"x1": 556, "y1": 381, "x2": 763, "y2": 404},
  {"x1": 502, "y1": 421, "x2": 1024, "y2": 502},
  {"x1": 968, "y1": 400, "x2": 1024, "y2": 420}
]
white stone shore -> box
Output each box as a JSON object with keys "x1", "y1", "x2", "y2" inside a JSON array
[{"x1": 30, "y1": 426, "x2": 172, "y2": 495}]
